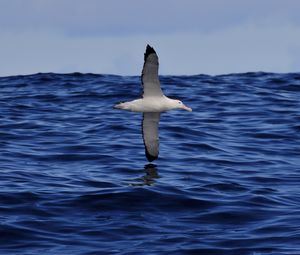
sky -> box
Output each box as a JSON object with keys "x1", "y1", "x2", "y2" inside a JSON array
[{"x1": 1, "y1": 0, "x2": 300, "y2": 76}]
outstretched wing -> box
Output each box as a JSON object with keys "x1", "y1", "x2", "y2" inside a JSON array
[
  {"x1": 142, "y1": 112, "x2": 160, "y2": 161},
  {"x1": 141, "y1": 45, "x2": 164, "y2": 98}
]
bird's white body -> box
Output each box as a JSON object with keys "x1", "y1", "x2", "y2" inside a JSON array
[{"x1": 114, "y1": 96, "x2": 192, "y2": 113}]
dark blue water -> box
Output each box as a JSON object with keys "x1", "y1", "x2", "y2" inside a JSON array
[{"x1": 0, "y1": 72, "x2": 300, "y2": 254}]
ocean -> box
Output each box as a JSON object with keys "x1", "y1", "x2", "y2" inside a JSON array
[{"x1": 0, "y1": 72, "x2": 299, "y2": 254}]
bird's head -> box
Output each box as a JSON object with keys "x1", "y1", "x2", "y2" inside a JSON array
[{"x1": 173, "y1": 99, "x2": 192, "y2": 112}]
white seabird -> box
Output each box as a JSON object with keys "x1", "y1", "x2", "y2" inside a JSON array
[{"x1": 114, "y1": 44, "x2": 192, "y2": 161}]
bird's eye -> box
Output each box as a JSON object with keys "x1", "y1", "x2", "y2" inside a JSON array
[{"x1": 178, "y1": 101, "x2": 182, "y2": 104}]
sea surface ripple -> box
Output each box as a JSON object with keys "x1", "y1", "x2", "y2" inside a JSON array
[{"x1": 0, "y1": 72, "x2": 300, "y2": 254}]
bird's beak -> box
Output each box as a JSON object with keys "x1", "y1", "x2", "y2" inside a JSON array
[{"x1": 182, "y1": 104, "x2": 192, "y2": 112}]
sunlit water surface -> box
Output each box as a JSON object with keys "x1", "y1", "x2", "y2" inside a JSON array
[{"x1": 0, "y1": 72, "x2": 300, "y2": 254}]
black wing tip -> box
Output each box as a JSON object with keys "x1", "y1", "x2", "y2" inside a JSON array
[
  {"x1": 145, "y1": 150, "x2": 158, "y2": 162},
  {"x1": 144, "y1": 44, "x2": 156, "y2": 61}
]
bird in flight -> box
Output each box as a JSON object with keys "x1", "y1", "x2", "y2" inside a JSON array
[{"x1": 114, "y1": 45, "x2": 192, "y2": 161}]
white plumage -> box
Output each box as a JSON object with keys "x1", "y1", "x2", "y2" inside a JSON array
[{"x1": 114, "y1": 45, "x2": 192, "y2": 161}]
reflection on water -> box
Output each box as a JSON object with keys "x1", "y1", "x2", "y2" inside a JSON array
[{"x1": 129, "y1": 164, "x2": 159, "y2": 186}]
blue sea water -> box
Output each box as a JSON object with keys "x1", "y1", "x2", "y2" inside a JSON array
[{"x1": 0, "y1": 72, "x2": 300, "y2": 254}]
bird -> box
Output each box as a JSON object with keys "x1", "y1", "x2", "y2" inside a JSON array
[{"x1": 114, "y1": 44, "x2": 192, "y2": 162}]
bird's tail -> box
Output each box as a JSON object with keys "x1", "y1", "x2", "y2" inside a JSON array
[{"x1": 113, "y1": 102, "x2": 129, "y2": 110}]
